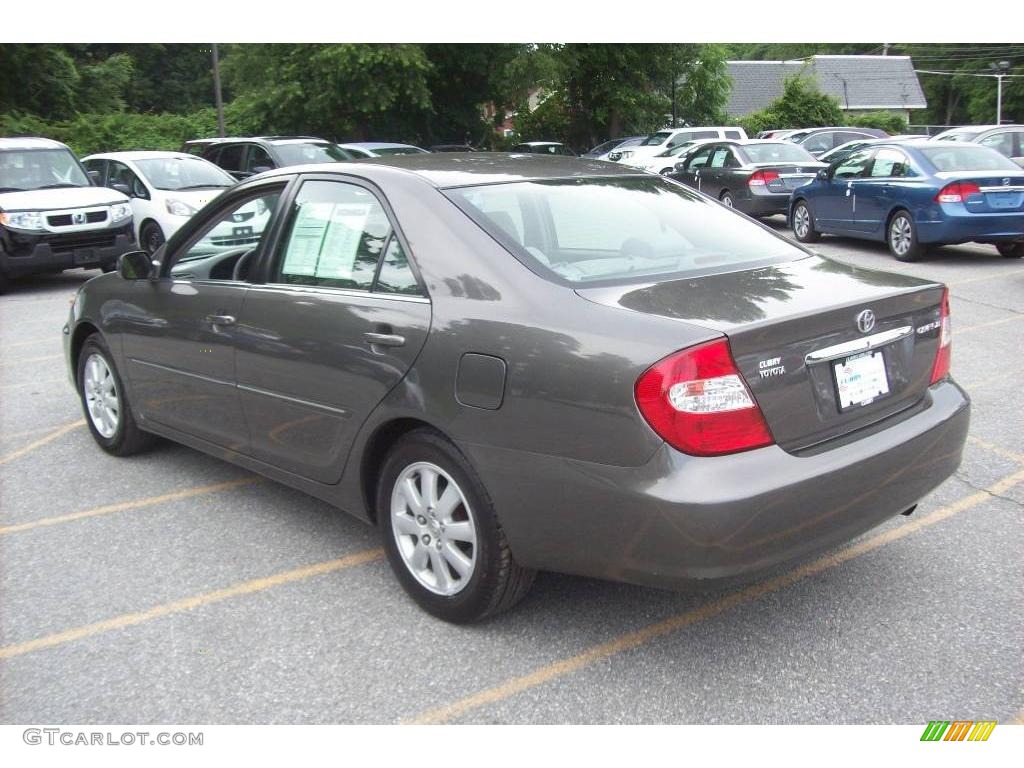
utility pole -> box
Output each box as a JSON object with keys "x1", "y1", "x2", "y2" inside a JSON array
[
  {"x1": 882, "y1": 43, "x2": 890, "y2": 56},
  {"x1": 212, "y1": 43, "x2": 225, "y2": 138}
]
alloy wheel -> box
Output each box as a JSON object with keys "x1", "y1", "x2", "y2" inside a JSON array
[
  {"x1": 890, "y1": 215, "x2": 913, "y2": 257},
  {"x1": 83, "y1": 353, "x2": 120, "y2": 438},
  {"x1": 390, "y1": 462, "x2": 477, "y2": 596},
  {"x1": 794, "y1": 205, "x2": 810, "y2": 238}
]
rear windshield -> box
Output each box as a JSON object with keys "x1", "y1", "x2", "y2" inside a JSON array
[
  {"x1": 0, "y1": 148, "x2": 90, "y2": 192},
  {"x1": 273, "y1": 142, "x2": 353, "y2": 165},
  {"x1": 919, "y1": 145, "x2": 1020, "y2": 172},
  {"x1": 446, "y1": 176, "x2": 805, "y2": 286},
  {"x1": 935, "y1": 130, "x2": 982, "y2": 142},
  {"x1": 741, "y1": 143, "x2": 816, "y2": 164},
  {"x1": 370, "y1": 146, "x2": 428, "y2": 156}
]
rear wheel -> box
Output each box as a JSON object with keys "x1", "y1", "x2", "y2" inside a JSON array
[
  {"x1": 378, "y1": 429, "x2": 535, "y2": 623},
  {"x1": 888, "y1": 210, "x2": 923, "y2": 262},
  {"x1": 77, "y1": 334, "x2": 157, "y2": 456},
  {"x1": 791, "y1": 200, "x2": 820, "y2": 243},
  {"x1": 720, "y1": 190, "x2": 734, "y2": 208},
  {"x1": 996, "y1": 242, "x2": 1024, "y2": 258}
]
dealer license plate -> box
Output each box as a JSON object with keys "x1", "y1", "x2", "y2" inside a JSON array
[{"x1": 833, "y1": 350, "x2": 890, "y2": 411}]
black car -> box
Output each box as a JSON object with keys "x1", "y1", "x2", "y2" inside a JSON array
[
  {"x1": 429, "y1": 144, "x2": 477, "y2": 153},
  {"x1": 201, "y1": 136, "x2": 354, "y2": 181},
  {"x1": 671, "y1": 140, "x2": 826, "y2": 217}
]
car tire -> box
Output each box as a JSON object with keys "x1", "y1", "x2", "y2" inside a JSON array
[
  {"x1": 888, "y1": 210, "x2": 924, "y2": 262},
  {"x1": 659, "y1": 167, "x2": 673, "y2": 175},
  {"x1": 720, "y1": 190, "x2": 734, "y2": 208},
  {"x1": 77, "y1": 334, "x2": 157, "y2": 457},
  {"x1": 791, "y1": 200, "x2": 820, "y2": 243},
  {"x1": 996, "y1": 242, "x2": 1024, "y2": 258},
  {"x1": 0, "y1": 270, "x2": 8, "y2": 294},
  {"x1": 141, "y1": 222, "x2": 165, "y2": 256},
  {"x1": 378, "y1": 428, "x2": 535, "y2": 623}
]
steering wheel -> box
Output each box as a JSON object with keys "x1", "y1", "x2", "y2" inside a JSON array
[{"x1": 232, "y1": 248, "x2": 257, "y2": 281}]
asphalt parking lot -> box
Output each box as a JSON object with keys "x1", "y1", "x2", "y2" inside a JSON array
[{"x1": 1, "y1": 222, "x2": 1022, "y2": 725}]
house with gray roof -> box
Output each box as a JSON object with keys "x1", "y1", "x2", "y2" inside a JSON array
[{"x1": 726, "y1": 56, "x2": 927, "y2": 121}]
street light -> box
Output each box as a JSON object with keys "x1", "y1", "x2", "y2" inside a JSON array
[{"x1": 989, "y1": 60, "x2": 1011, "y2": 124}]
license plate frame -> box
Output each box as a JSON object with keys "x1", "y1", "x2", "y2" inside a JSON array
[
  {"x1": 73, "y1": 249, "x2": 95, "y2": 265},
  {"x1": 988, "y1": 191, "x2": 1018, "y2": 209},
  {"x1": 833, "y1": 350, "x2": 891, "y2": 412}
]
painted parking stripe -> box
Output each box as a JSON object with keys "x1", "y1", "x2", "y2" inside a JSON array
[
  {"x1": 407, "y1": 467, "x2": 1024, "y2": 725},
  {"x1": 0, "y1": 477, "x2": 260, "y2": 535},
  {"x1": 966, "y1": 435, "x2": 1024, "y2": 465},
  {"x1": 0, "y1": 420, "x2": 84, "y2": 466},
  {"x1": 0, "y1": 548, "x2": 384, "y2": 660}
]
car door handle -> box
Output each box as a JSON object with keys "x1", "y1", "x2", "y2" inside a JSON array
[
  {"x1": 206, "y1": 314, "x2": 236, "y2": 326},
  {"x1": 364, "y1": 332, "x2": 405, "y2": 348}
]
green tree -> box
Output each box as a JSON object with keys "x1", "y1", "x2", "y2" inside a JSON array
[
  {"x1": 223, "y1": 44, "x2": 433, "y2": 141},
  {"x1": 0, "y1": 44, "x2": 80, "y2": 119}
]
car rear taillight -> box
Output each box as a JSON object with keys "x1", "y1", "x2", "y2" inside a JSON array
[
  {"x1": 935, "y1": 181, "x2": 980, "y2": 203},
  {"x1": 635, "y1": 339, "x2": 774, "y2": 456},
  {"x1": 748, "y1": 170, "x2": 780, "y2": 186},
  {"x1": 930, "y1": 288, "x2": 952, "y2": 384}
]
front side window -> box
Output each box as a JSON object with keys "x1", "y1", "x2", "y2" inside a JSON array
[
  {"x1": 642, "y1": 131, "x2": 672, "y2": 147},
  {"x1": 274, "y1": 180, "x2": 390, "y2": 291},
  {"x1": 213, "y1": 144, "x2": 245, "y2": 173},
  {"x1": 803, "y1": 132, "x2": 835, "y2": 154},
  {"x1": 709, "y1": 148, "x2": 731, "y2": 168},
  {"x1": 979, "y1": 132, "x2": 1014, "y2": 158},
  {"x1": 446, "y1": 176, "x2": 805, "y2": 286},
  {"x1": 108, "y1": 161, "x2": 148, "y2": 199},
  {"x1": 245, "y1": 146, "x2": 275, "y2": 174},
  {"x1": 0, "y1": 148, "x2": 90, "y2": 191},
  {"x1": 171, "y1": 189, "x2": 282, "y2": 275}
]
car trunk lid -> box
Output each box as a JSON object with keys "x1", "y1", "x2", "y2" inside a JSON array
[
  {"x1": 935, "y1": 170, "x2": 1024, "y2": 213},
  {"x1": 576, "y1": 255, "x2": 947, "y2": 453},
  {"x1": 749, "y1": 161, "x2": 827, "y2": 192}
]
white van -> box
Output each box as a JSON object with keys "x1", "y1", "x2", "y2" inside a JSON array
[
  {"x1": 0, "y1": 137, "x2": 135, "y2": 292},
  {"x1": 611, "y1": 127, "x2": 748, "y2": 168}
]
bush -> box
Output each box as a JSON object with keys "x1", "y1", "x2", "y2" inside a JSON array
[
  {"x1": 734, "y1": 75, "x2": 844, "y2": 135},
  {"x1": 848, "y1": 111, "x2": 909, "y2": 135},
  {"x1": 0, "y1": 104, "x2": 266, "y2": 157}
]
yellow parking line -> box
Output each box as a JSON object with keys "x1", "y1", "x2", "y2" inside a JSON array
[
  {"x1": 407, "y1": 467, "x2": 1024, "y2": 725},
  {"x1": 0, "y1": 420, "x2": 84, "y2": 466},
  {"x1": 0, "y1": 477, "x2": 261, "y2": 535},
  {"x1": 949, "y1": 267, "x2": 1024, "y2": 287},
  {"x1": 6, "y1": 353, "x2": 63, "y2": 364},
  {"x1": 957, "y1": 315, "x2": 1024, "y2": 335},
  {"x1": 966, "y1": 435, "x2": 1024, "y2": 465},
  {"x1": 0, "y1": 548, "x2": 384, "y2": 660}
]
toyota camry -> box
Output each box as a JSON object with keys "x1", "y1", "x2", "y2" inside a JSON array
[{"x1": 64, "y1": 154, "x2": 970, "y2": 623}]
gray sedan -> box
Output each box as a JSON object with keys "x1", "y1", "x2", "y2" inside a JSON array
[
  {"x1": 671, "y1": 140, "x2": 826, "y2": 217},
  {"x1": 63, "y1": 154, "x2": 969, "y2": 623}
]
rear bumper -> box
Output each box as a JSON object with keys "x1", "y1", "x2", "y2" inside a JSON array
[
  {"x1": 740, "y1": 190, "x2": 793, "y2": 217},
  {"x1": 0, "y1": 225, "x2": 135, "y2": 276},
  {"x1": 464, "y1": 380, "x2": 970, "y2": 588},
  {"x1": 918, "y1": 207, "x2": 1024, "y2": 244}
]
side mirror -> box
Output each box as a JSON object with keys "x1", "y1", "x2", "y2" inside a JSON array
[
  {"x1": 110, "y1": 181, "x2": 130, "y2": 195},
  {"x1": 87, "y1": 170, "x2": 101, "y2": 184},
  {"x1": 817, "y1": 168, "x2": 829, "y2": 181},
  {"x1": 117, "y1": 250, "x2": 156, "y2": 280}
]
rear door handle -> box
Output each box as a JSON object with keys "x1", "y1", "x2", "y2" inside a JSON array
[
  {"x1": 206, "y1": 314, "x2": 236, "y2": 326},
  {"x1": 364, "y1": 332, "x2": 405, "y2": 348}
]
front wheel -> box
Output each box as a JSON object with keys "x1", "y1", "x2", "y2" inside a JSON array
[
  {"x1": 378, "y1": 429, "x2": 535, "y2": 623},
  {"x1": 77, "y1": 334, "x2": 157, "y2": 456},
  {"x1": 141, "y1": 222, "x2": 165, "y2": 256},
  {"x1": 888, "y1": 210, "x2": 923, "y2": 261},
  {"x1": 996, "y1": 242, "x2": 1024, "y2": 258},
  {"x1": 720, "y1": 190, "x2": 734, "y2": 208},
  {"x1": 791, "y1": 201, "x2": 820, "y2": 243}
]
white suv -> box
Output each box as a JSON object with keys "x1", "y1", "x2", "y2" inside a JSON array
[
  {"x1": 0, "y1": 137, "x2": 134, "y2": 292},
  {"x1": 611, "y1": 127, "x2": 748, "y2": 168}
]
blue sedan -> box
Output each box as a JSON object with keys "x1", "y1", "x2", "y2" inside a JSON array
[{"x1": 790, "y1": 140, "x2": 1024, "y2": 261}]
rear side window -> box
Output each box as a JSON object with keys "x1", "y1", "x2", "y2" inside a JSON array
[
  {"x1": 978, "y1": 132, "x2": 1014, "y2": 158},
  {"x1": 724, "y1": 130, "x2": 742, "y2": 139},
  {"x1": 446, "y1": 176, "x2": 804, "y2": 286},
  {"x1": 215, "y1": 144, "x2": 245, "y2": 172}
]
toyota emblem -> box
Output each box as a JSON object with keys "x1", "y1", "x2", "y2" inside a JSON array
[{"x1": 856, "y1": 309, "x2": 876, "y2": 334}]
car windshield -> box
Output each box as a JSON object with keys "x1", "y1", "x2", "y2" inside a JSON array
[
  {"x1": 446, "y1": 176, "x2": 805, "y2": 286},
  {"x1": 936, "y1": 130, "x2": 983, "y2": 142},
  {"x1": 369, "y1": 146, "x2": 428, "y2": 156},
  {"x1": 919, "y1": 145, "x2": 1021, "y2": 172},
  {"x1": 134, "y1": 157, "x2": 235, "y2": 190},
  {"x1": 641, "y1": 132, "x2": 672, "y2": 146},
  {"x1": 0, "y1": 148, "x2": 90, "y2": 191},
  {"x1": 656, "y1": 142, "x2": 696, "y2": 158},
  {"x1": 741, "y1": 143, "x2": 817, "y2": 163},
  {"x1": 273, "y1": 142, "x2": 353, "y2": 165},
  {"x1": 589, "y1": 140, "x2": 622, "y2": 155}
]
